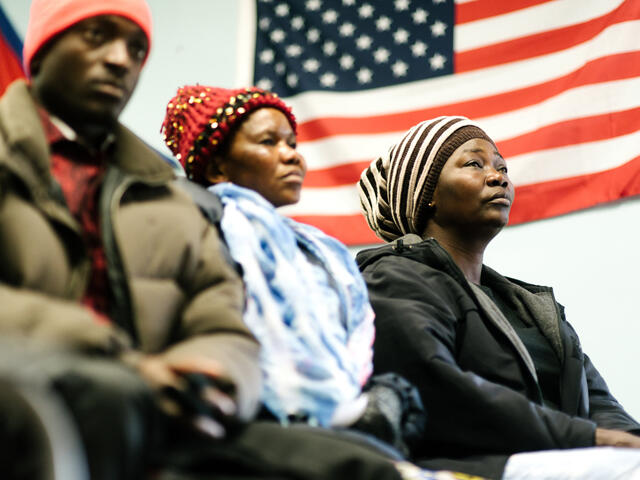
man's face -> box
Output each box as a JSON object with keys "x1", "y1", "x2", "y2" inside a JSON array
[{"x1": 31, "y1": 15, "x2": 148, "y2": 131}]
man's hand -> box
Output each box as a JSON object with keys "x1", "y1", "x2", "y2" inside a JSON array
[
  {"x1": 595, "y1": 428, "x2": 640, "y2": 448},
  {"x1": 133, "y1": 354, "x2": 237, "y2": 438}
]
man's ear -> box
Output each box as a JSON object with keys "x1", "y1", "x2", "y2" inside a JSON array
[
  {"x1": 29, "y1": 37, "x2": 57, "y2": 79},
  {"x1": 204, "y1": 156, "x2": 228, "y2": 185},
  {"x1": 29, "y1": 53, "x2": 43, "y2": 78}
]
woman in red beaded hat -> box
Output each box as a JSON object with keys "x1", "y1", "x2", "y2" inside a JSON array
[{"x1": 161, "y1": 85, "x2": 425, "y2": 457}]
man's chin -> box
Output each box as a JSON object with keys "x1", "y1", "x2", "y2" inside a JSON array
[{"x1": 71, "y1": 105, "x2": 120, "y2": 129}]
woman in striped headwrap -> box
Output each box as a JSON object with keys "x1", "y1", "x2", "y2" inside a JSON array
[{"x1": 356, "y1": 116, "x2": 640, "y2": 479}]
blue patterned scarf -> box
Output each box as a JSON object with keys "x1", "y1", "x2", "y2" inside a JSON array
[{"x1": 210, "y1": 183, "x2": 375, "y2": 426}]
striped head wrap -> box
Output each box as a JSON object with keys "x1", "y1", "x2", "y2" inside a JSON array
[{"x1": 359, "y1": 116, "x2": 495, "y2": 242}]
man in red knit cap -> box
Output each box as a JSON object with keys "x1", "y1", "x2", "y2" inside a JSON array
[{"x1": 0, "y1": 1, "x2": 262, "y2": 478}]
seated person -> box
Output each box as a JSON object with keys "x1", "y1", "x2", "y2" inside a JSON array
[
  {"x1": 161, "y1": 85, "x2": 424, "y2": 454},
  {"x1": 0, "y1": 0, "x2": 259, "y2": 478},
  {"x1": 356, "y1": 116, "x2": 640, "y2": 479}
]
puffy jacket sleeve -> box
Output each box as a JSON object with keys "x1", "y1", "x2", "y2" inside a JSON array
[
  {"x1": 361, "y1": 255, "x2": 597, "y2": 456},
  {"x1": 0, "y1": 284, "x2": 133, "y2": 353}
]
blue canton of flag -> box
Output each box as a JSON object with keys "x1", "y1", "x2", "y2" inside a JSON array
[{"x1": 253, "y1": 0, "x2": 453, "y2": 96}]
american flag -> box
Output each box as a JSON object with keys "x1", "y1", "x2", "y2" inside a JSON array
[
  {"x1": 0, "y1": 4, "x2": 24, "y2": 96},
  {"x1": 236, "y1": 0, "x2": 640, "y2": 245}
]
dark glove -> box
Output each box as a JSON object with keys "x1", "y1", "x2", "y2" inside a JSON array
[
  {"x1": 351, "y1": 373, "x2": 426, "y2": 457},
  {"x1": 160, "y1": 373, "x2": 242, "y2": 437}
]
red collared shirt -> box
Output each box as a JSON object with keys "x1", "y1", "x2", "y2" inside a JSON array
[{"x1": 39, "y1": 109, "x2": 112, "y2": 320}]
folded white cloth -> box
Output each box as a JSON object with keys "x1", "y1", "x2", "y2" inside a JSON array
[{"x1": 504, "y1": 447, "x2": 640, "y2": 479}]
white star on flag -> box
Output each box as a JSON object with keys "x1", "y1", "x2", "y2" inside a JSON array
[
  {"x1": 322, "y1": 9, "x2": 338, "y2": 24},
  {"x1": 393, "y1": 28, "x2": 409, "y2": 44},
  {"x1": 291, "y1": 16, "x2": 304, "y2": 30},
  {"x1": 428, "y1": 52, "x2": 446, "y2": 69},
  {"x1": 391, "y1": 60, "x2": 408, "y2": 77},
  {"x1": 373, "y1": 47, "x2": 390, "y2": 63},
  {"x1": 323, "y1": 41, "x2": 337, "y2": 56},
  {"x1": 285, "y1": 44, "x2": 303, "y2": 57},
  {"x1": 307, "y1": 28, "x2": 320, "y2": 42},
  {"x1": 356, "y1": 67, "x2": 373, "y2": 84},
  {"x1": 430, "y1": 20, "x2": 447, "y2": 37},
  {"x1": 375, "y1": 16, "x2": 392, "y2": 32},
  {"x1": 270, "y1": 29, "x2": 286, "y2": 43},
  {"x1": 411, "y1": 41, "x2": 428, "y2": 57},
  {"x1": 303, "y1": 58, "x2": 321, "y2": 72},
  {"x1": 286, "y1": 73, "x2": 298, "y2": 87},
  {"x1": 306, "y1": 0, "x2": 322, "y2": 11},
  {"x1": 320, "y1": 72, "x2": 338, "y2": 87},
  {"x1": 339, "y1": 22, "x2": 356, "y2": 37},
  {"x1": 355, "y1": 35, "x2": 373, "y2": 50},
  {"x1": 275, "y1": 3, "x2": 289, "y2": 16},
  {"x1": 394, "y1": 0, "x2": 410, "y2": 11},
  {"x1": 358, "y1": 4, "x2": 374, "y2": 19},
  {"x1": 259, "y1": 49, "x2": 274, "y2": 63},
  {"x1": 412, "y1": 8, "x2": 428, "y2": 24},
  {"x1": 339, "y1": 54, "x2": 355, "y2": 70}
]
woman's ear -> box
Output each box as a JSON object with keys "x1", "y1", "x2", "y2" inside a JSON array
[{"x1": 204, "y1": 156, "x2": 228, "y2": 185}]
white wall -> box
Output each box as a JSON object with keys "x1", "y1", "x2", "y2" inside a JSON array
[
  {"x1": 4, "y1": 0, "x2": 640, "y2": 420},
  {"x1": 484, "y1": 197, "x2": 640, "y2": 420}
]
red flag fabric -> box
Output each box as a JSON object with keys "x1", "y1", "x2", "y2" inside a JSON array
[{"x1": 239, "y1": 0, "x2": 640, "y2": 245}]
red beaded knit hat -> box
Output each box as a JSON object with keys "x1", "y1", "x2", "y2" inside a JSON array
[{"x1": 161, "y1": 85, "x2": 297, "y2": 185}]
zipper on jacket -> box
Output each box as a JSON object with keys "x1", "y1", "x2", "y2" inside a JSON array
[
  {"x1": 46, "y1": 176, "x2": 93, "y2": 299},
  {"x1": 421, "y1": 239, "x2": 543, "y2": 393},
  {"x1": 100, "y1": 166, "x2": 139, "y2": 345}
]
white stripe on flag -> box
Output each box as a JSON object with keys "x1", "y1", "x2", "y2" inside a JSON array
[{"x1": 455, "y1": 0, "x2": 625, "y2": 51}]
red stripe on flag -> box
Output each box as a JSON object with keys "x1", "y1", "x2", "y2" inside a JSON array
[
  {"x1": 455, "y1": 0, "x2": 640, "y2": 73},
  {"x1": 304, "y1": 160, "x2": 371, "y2": 187},
  {"x1": 290, "y1": 213, "x2": 382, "y2": 245},
  {"x1": 456, "y1": 0, "x2": 554, "y2": 25},
  {"x1": 499, "y1": 106, "x2": 640, "y2": 159},
  {"x1": 509, "y1": 155, "x2": 640, "y2": 224},
  {"x1": 297, "y1": 51, "x2": 640, "y2": 143}
]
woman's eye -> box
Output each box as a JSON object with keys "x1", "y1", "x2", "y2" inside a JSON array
[
  {"x1": 466, "y1": 160, "x2": 481, "y2": 168},
  {"x1": 260, "y1": 138, "x2": 275, "y2": 146}
]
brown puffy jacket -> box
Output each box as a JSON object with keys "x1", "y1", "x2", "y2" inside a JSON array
[{"x1": 0, "y1": 80, "x2": 261, "y2": 419}]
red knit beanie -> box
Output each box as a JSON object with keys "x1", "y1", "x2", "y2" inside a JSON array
[
  {"x1": 23, "y1": 0, "x2": 153, "y2": 76},
  {"x1": 161, "y1": 85, "x2": 297, "y2": 185}
]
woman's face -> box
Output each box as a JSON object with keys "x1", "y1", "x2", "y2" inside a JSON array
[
  {"x1": 430, "y1": 138, "x2": 514, "y2": 232},
  {"x1": 216, "y1": 108, "x2": 306, "y2": 207}
]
